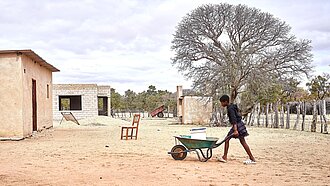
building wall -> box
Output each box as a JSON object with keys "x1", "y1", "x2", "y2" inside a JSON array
[
  {"x1": 176, "y1": 86, "x2": 183, "y2": 118},
  {"x1": 21, "y1": 54, "x2": 53, "y2": 137},
  {"x1": 53, "y1": 84, "x2": 99, "y2": 120},
  {"x1": 0, "y1": 53, "x2": 24, "y2": 138},
  {"x1": 182, "y1": 96, "x2": 212, "y2": 125}
]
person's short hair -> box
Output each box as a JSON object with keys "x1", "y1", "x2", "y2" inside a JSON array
[{"x1": 220, "y1": 95, "x2": 230, "y2": 102}]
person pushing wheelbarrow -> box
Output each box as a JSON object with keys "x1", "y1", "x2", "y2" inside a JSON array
[{"x1": 218, "y1": 95, "x2": 256, "y2": 165}]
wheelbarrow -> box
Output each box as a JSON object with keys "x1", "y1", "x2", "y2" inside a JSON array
[{"x1": 168, "y1": 134, "x2": 233, "y2": 162}]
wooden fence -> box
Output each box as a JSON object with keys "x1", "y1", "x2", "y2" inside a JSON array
[{"x1": 244, "y1": 100, "x2": 328, "y2": 134}]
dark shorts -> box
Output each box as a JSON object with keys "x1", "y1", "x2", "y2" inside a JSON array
[{"x1": 227, "y1": 121, "x2": 249, "y2": 139}]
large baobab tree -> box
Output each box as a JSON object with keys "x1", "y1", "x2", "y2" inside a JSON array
[{"x1": 171, "y1": 3, "x2": 313, "y2": 103}]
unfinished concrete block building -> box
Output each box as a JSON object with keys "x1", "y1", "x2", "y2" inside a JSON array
[
  {"x1": 53, "y1": 84, "x2": 111, "y2": 120},
  {"x1": 176, "y1": 86, "x2": 212, "y2": 125},
  {"x1": 0, "y1": 50, "x2": 59, "y2": 139}
]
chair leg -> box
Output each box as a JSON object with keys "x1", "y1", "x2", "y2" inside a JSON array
[
  {"x1": 121, "y1": 128, "x2": 123, "y2": 140},
  {"x1": 125, "y1": 128, "x2": 129, "y2": 140},
  {"x1": 131, "y1": 128, "x2": 134, "y2": 139},
  {"x1": 135, "y1": 128, "x2": 138, "y2": 140}
]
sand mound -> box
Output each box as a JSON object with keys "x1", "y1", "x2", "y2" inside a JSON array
[{"x1": 54, "y1": 116, "x2": 131, "y2": 129}]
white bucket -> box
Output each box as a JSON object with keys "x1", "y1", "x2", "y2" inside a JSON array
[{"x1": 190, "y1": 127, "x2": 206, "y2": 140}]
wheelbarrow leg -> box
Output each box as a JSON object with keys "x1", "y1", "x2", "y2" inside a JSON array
[{"x1": 195, "y1": 148, "x2": 213, "y2": 162}]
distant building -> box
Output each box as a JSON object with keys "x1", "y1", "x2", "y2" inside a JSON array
[
  {"x1": 0, "y1": 49, "x2": 59, "y2": 140},
  {"x1": 176, "y1": 86, "x2": 212, "y2": 124},
  {"x1": 53, "y1": 84, "x2": 111, "y2": 120}
]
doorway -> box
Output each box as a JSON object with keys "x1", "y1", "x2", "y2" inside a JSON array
[
  {"x1": 32, "y1": 79, "x2": 37, "y2": 131},
  {"x1": 98, "y1": 97, "x2": 108, "y2": 116}
]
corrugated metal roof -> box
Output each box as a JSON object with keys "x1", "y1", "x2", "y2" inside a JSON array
[{"x1": 0, "y1": 49, "x2": 60, "y2": 72}]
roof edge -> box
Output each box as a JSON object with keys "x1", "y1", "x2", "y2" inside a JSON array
[{"x1": 0, "y1": 49, "x2": 60, "y2": 72}]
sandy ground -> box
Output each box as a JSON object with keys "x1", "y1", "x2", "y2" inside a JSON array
[{"x1": 1, "y1": 116, "x2": 330, "y2": 186}]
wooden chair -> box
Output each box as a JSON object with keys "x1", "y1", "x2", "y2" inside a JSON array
[{"x1": 121, "y1": 114, "x2": 141, "y2": 140}]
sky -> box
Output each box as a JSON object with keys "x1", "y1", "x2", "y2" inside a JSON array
[{"x1": 0, "y1": 0, "x2": 329, "y2": 94}]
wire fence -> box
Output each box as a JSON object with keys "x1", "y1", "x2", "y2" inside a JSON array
[{"x1": 111, "y1": 108, "x2": 176, "y2": 119}]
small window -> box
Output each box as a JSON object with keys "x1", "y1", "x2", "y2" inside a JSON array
[
  {"x1": 59, "y1": 96, "x2": 82, "y2": 111},
  {"x1": 47, "y1": 84, "x2": 49, "y2": 98}
]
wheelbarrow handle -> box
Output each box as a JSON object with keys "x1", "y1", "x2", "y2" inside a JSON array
[{"x1": 212, "y1": 134, "x2": 234, "y2": 148}]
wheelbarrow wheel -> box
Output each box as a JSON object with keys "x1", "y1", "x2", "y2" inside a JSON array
[
  {"x1": 171, "y1": 145, "x2": 187, "y2": 160},
  {"x1": 157, "y1": 112, "x2": 164, "y2": 118}
]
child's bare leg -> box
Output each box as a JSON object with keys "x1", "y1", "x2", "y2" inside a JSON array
[
  {"x1": 239, "y1": 137, "x2": 256, "y2": 161},
  {"x1": 222, "y1": 138, "x2": 230, "y2": 160}
]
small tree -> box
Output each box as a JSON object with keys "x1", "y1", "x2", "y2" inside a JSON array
[
  {"x1": 111, "y1": 88, "x2": 123, "y2": 110},
  {"x1": 124, "y1": 89, "x2": 137, "y2": 111},
  {"x1": 306, "y1": 74, "x2": 330, "y2": 100}
]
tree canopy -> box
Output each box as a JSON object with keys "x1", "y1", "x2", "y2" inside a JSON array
[
  {"x1": 306, "y1": 73, "x2": 330, "y2": 100},
  {"x1": 110, "y1": 86, "x2": 176, "y2": 113},
  {"x1": 171, "y1": 3, "x2": 313, "y2": 104}
]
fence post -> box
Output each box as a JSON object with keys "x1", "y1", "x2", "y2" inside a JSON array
[
  {"x1": 301, "y1": 102, "x2": 306, "y2": 131},
  {"x1": 311, "y1": 100, "x2": 317, "y2": 132},
  {"x1": 293, "y1": 102, "x2": 300, "y2": 130},
  {"x1": 322, "y1": 99, "x2": 328, "y2": 134},
  {"x1": 286, "y1": 103, "x2": 290, "y2": 129},
  {"x1": 250, "y1": 106, "x2": 256, "y2": 126},
  {"x1": 274, "y1": 101, "x2": 279, "y2": 128},
  {"x1": 262, "y1": 106, "x2": 265, "y2": 127},
  {"x1": 270, "y1": 103, "x2": 274, "y2": 128},
  {"x1": 320, "y1": 100, "x2": 324, "y2": 133},
  {"x1": 266, "y1": 103, "x2": 269, "y2": 127},
  {"x1": 280, "y1": 104, "x2": 284, "y2": 128},
  {"x1": 256, "y1": 103, "x2": 261, "y2": 127}
]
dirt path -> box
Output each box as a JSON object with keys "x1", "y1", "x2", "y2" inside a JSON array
[{"x1": 1, "y1": 117, "x2": 329, "y2": 185}]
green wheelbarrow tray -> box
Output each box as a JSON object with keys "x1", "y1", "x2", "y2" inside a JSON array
[
  {"x1": 168, "y1": 134, "x2": 233, "y2": 162},
  {"x1": 175, "y1": 135, "x2": 219, "y2": 149}
]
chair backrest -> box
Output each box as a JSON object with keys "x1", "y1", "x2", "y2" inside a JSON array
[{"x1": 132, "y1": 114, "x2": 141, "y2": 127}]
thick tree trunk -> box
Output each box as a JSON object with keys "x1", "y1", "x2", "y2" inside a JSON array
[
  {"x1": 220, "y1": 107, "x2": 224, "y2": 126},
  {"x1": 211, "y1": 106, "x2": 219, "y2": 126},
  {"x1": 280, "y1": 104, "x2": 284, "y2": 128},
  {"x1": 230, "y1": 88, "x2": 238, "y2": 103},
  {"x1": 265, "y1": 103, "x2": 269, "y2": 128},
  {"x1": 311, "y1": 100, "x2": 317, "y2": 132},
  {"x1": 221, "y1": 107, "x2": 228, "y2": 126},
  {"x1": 274, "y1": 101, "x2": 279, "y2": 128},
  {"x1": 286, "y1": 103, "x2": 290, "y2": 129},
  {"x1": 293, "y1": 102, "x2": 300, "y2": 130},
  {"x1": 301, "y1": 102, "x2": 306, "y2": 131}
]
